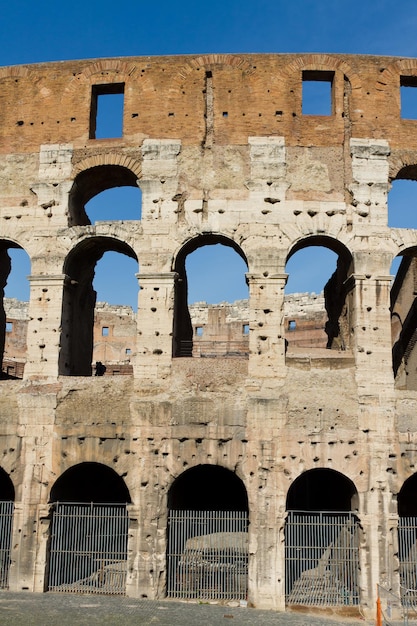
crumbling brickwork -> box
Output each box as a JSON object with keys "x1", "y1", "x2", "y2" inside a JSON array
[{"x1": 2, "y1": 52, "x2": 417, "y2": 616}]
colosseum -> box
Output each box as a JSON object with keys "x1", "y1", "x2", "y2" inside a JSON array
[{"x1": 2, "y1": 51, "x2": 417, "y2": 617}]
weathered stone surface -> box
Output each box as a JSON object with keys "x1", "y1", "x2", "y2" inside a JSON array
[{"x1": 1, "y1": 53, "x2": 417, "y2": 618}]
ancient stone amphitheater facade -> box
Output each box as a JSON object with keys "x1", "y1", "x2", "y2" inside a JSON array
[{"x1": 1, "y1": 52, "x2": 417, "y2": 616}]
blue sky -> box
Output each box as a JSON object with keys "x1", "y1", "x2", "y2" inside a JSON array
[{"x1": 2, "y1": 0, "x2": 417, "y2": 309}]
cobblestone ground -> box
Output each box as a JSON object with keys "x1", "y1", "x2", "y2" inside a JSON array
[{"x1": 0, "y1": 592, "x2": 382, "y2": 626}]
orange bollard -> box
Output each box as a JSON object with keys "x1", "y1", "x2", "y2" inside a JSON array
[{"x1": 376, "y1": 594, "x2": 383, "y2": 626}]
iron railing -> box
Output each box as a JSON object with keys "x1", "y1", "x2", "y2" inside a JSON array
[
  {"x1": 47, "y1": 502, "x2": 129, "y2": 595},
  {"x1": 167, "y1": 510, "x2": 248, "y2": 600},
  {"x1": 285, "y1": 511, "x2": 360, "y2": 607},
  {"x1": 399, "y1": 516, "x2": 417, "y2": 609},
  {"x1": 0, "y1": 500, "x2": 14, "y2": 589}
]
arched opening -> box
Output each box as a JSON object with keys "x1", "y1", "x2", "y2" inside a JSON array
[
  {"x1": 285, "y1": 468, "x2": 359, "y2": 607},
  {"x1": 59, "y1": 237, "x2": 138, "y2": 376},
  {"x1": 285, "y1": 237, "x2": 353, "y2": 359},
  {"x1": 0, "y1": 467, "x2": 15, "y2": 589},
  {"x1": 46, "y1": 462, "x2": 131, "y2": 595},
  {"x1": 173, "y1": 236, "x2": 249, "y2": 358},
  {"x1": 68, "y1": 165, "x2": 141, "y2": 226},
  {"x1": 398, "y1": 474, "x2": 417, "y2": 604},
  {"x1": 0, "y1": 242, "x2": 30, "y2": 379},
  {"x1": 388, "y1": 172, "x2": 417, "y2": 229},
  {"x1": 166, "y1": 464, "x2": 249, "y2": 600},
  {"x1": 390, "y1": 249, "x2": 417, "y2": 390}
]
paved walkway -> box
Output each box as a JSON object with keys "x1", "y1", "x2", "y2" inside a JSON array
[{"x1": 0, "y1": 592, "x2": 376, "y2": 625}]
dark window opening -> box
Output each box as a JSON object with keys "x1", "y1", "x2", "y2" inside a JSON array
[
  {"x1": 168, "y1": 464, "x2": 248, "y2": 512},
  {"x1": 173, "y1": 237, "x2": 249, "y2": 358},
  {"x1": 50, "y1": 461, "x2": 131, "y2": 503},
  {"x1": 0, "y1": 244, "x2": 30, "y2": 380},
  {"x1": 401, "y1": 76, "x2": 417, "y2": 120},
  {"x1": 302, "y1": 70, "x2": 334, "y2": 116},
  {"x1": 68, "y1": 166, "x2": 141, "y2": 227},
  {"x1": 285, "y1": 239, "x2": 353, "y2": 356},
  {"x1": 0, "y1": 467, "x2": 15, "y2": 501},
  {"x1": 286, "y1": 468, "x2": 358, "y2": 512},
  {"x1": 59, "y1": 239, "x2": 138, "y2": 376},
  {"x1": 90, "y1": 83, "x2": 125, "y2": 139}
]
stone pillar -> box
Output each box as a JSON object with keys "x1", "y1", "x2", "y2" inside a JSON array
[
  {"x1": 246, "y1": 273, "x2": 287, "y2": 379},
  {"x1": 24, "y1": 274, "x2": 66, "y2": 379},
  {"x1": 349, "y1": 138, "x2": 390, "y2": 227},
  {"x1": 349, "y1": 273, "x2": 395, "y2": 416},
  {"x1": 134, "y1": 272, "x2": 177, "y2": 380}
]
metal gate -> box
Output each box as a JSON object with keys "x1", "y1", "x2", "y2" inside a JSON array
[
  {"x1": 167, "y1": 510, "x2": 248, "y2": 600},
  {"x1": 47, "y1": 503, "x2": 129, "y2": 595},
  {"x1": 285, "y1": 511, "x2": 360, "y2": 607},
  {"x1": 399, "y1": 516, "x2": 417, "y2": 607},
  {"x1": 0, "y1": 501, "x2": 14, "y2": 589}
]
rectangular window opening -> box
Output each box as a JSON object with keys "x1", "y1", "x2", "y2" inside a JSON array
[
  {"x1": 5, "y1": 321, "x2": 13, "y2": 333},
  {"x1": 195, "y1": 326, "x2": 203, "y2": 337},
  {"x1": 90, "y1": 83, "x2": 125, "y2": 139},
  {"x1": 288, "y1": 320, "x2": 296, "y2": 331},
  {"x1": 243, "y1": 323, "x2": 249, "y2": 335},
  {"x1": 102, "y1": 326, "x2": 109, "y2": 337},
  {"x1": 302, "y1": 71, "x2": 334, "y2": 116},
  {"x1": 400, "y1": 76, "x2": 417, "y2": 120},
  {"x1": 125, "y1": 348, "x2": 132, "y2": 355}
]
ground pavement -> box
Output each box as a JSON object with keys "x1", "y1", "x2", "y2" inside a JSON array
[{"x1": 0, "y1": 592, "x2": 384, "y2": 625}]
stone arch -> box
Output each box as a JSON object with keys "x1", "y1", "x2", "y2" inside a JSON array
[
  {"x1": 59, "y1": 236, "x2": 138, "y2": 376},
  {"x1": 172, "y1": 234, "x2": 248, "y2": 357},
  {"x1": 286, "y1": 468, "x2": 358, "y2": 512},
  {"x1": 166, "y1": 464, "x2": 249, "y2": 601},
  {"x1": 285, "y1": 468, "x2": 360, "y2": 607},
  {"x1": 69, "y1": 162, "x2": 142, "y2": 226},
  {"x1": 0, "y1": 466, "x2": 14, "y2": 590},
  {"x1": 49, "y1": 461, "x2": 131, "y2": 503},
  {"x1": 283, "y1": 54, "x2": 361, "y2": 91},
  {"x1": 64, "y1": 60, "x2": 138, "y2": 95},
  {"x1": 168, "y1": 464, "x2": 248, "y2": 511},
  {"x1": 46, "y1": 462, "x2": 131, "y2": 594},
  {"x1": 285, "y1": 235, "x2": 354, "y2": 352}
]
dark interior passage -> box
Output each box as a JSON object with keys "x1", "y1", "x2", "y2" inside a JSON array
[
  {"x1": 398, "y1": 474, "x2": 417, "y2": 517},
  {"x1": 286, "y1": 468, "x2": 358, "y2": 512},
  {"x1": 0, "y1": 467, "x2": 14, "y2": 501},
  {"x1": 168, "y1": 464, "x2": 248, "y2": 511},
  {"x1": 49, "y1": 462, "x2": 131, "y2": 503}
]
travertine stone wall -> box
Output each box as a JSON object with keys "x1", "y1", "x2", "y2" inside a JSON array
[{"x1": 2, "y1": 53, "x2": 417, "y2": 616}]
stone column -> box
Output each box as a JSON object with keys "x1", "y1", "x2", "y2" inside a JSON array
[
  {"x1": 24, "y1": 274, "x2": 67, "y2": 379},
  {"x1": 246, "y1": 273, "x2": 287, "y2": 379},
  {"x1": 134, "y1": 272, "x2": 177, "y2": 380}
]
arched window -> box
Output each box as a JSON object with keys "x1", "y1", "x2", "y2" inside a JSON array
[
  {"x1": 285, "y1": 468, "x2": 359, "y2": 607},
  {"x1": 68, "y1": 165, "x2": 141, "y2": 226},
  {"x1": 173, "y1": 236, "x2": 248, "y2": 358},
  {"x1": 166, "y1": 464, "x2": 248, "y2": 601},
  {"x1": 60, "y1": 237, "x2": 138, "y2": 376},
  {"x1": 0, "y1": 242, "x2": 30, "y2": 379},
  {"x1": 390, "y1": 249, "x2": 417, "y2": 390},
  {"x1": 285, "y1": 237, "x2": 353, "y2": 358},
  {"x1": 46, "y1": 462, "x2": 131, "y2": 595}
]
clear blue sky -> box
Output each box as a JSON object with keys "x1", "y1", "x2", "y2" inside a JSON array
[{"x1": 2, "y1": 0, "x2": 417, "y2": 308}]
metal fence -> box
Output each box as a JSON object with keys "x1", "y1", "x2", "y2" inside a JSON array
[
  {"x1": 285, "y1": 511, "x2": 360, "y2": 607},
  {"x1": 0, "y1": 500, "x2": 14, "y2": 589},
  {"x1": 47, "y1": 502, "x2": 129, "y2": 595},
  {"x1": 167, "y1": 510, "x2": 248, "y2": 600},
  {"x1": 399, "y1": 516, "x2": 417, "y2": 609}
]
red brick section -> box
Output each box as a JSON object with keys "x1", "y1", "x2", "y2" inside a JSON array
[{"x1": 1, "y1": 53, "x2": 417, "y2": 154}]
